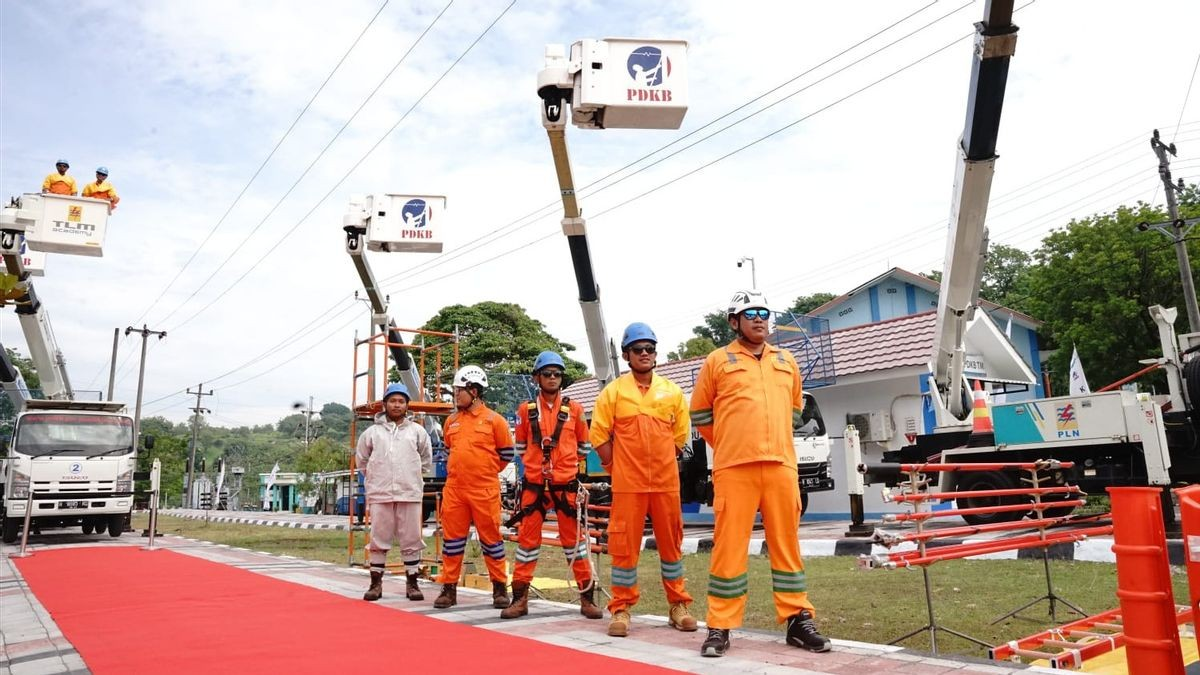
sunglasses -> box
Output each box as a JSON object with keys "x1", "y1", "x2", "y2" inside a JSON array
[
  {"x1": 627, "y1": 345, "x2": 656, "y2": 355},
  {"x1": 741, "y1": 309, "x2": 770, "y2": 321},
  {"x1": 539, "y1": 370, "x2": 564, "y2": 378}
]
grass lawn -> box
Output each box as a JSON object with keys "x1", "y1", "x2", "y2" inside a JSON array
[{"x1": 139, "y1": 514, "x2": 1189, "y2": 658}]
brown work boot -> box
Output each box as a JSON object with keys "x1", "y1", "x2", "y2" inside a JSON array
[
  {"x1": 492, "y1": 580, "x2": 510, "y2": 609},
  {"x1": 363, "y1": 570, "x2": 384, "y2": 602},
  {"x1": 500, "y1": 581, "x2": 529, "y2": 619},
  {"x1": 579, "y1": 586, "x2": 603, "y2": 619},
  {"x1": 433, "y1": 583, "x2": 457, "y2": 609},
  {"x1": 405, "y1": 573, "x2": 424, "y2": 601},
  {"x1": 607, "y1": 609, "x2": 631, "y2": 637},
  {"x1": 669, "y1": 602, "x2": 698, "y2": 631}
]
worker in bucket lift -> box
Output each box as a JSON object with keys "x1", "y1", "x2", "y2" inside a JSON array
[
  {"x1": 590, "y1": 322, "x2": 697, "y2": 637},
  {"x1": 355, "y1": 382, "x2": 432, "y2": 602},
  {"x1": 42, "y1": 159, "x2": 77, "y2": 195},
  {"x1": 433, "y1": 365, "x2": 515, "y2": 610},
  {"x1": 82, "y1": 166, "x2": 120, "y2": 211},
  {"x1": 502, "y1": 351, "x2": 604, "y2": 620},
  {"x1": 689, "y1": 290, "x2": 831, "y2": 658}
]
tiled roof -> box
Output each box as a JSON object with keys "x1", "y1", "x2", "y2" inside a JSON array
[{"x1": 564, "y1": 311, "x2": 937, "y2": 412}]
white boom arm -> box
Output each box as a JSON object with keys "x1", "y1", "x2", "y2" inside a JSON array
[
  {"x1": 929, "y1": 0, "x2": 1018, "y2": 427},
  {"x1": 0, "y1": 229, "x2": 73, "y2": 401}
]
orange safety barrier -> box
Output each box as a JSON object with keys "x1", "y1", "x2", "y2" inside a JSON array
[
  {"x1": 1108, "y1": 486, "x2": 1185, "y2": 675},
  {"x1": 1174, "y1": 484, "x2": 1200, "y2": 660},
  {"x1": 990, "y1": 606, "x2": 1193, "y2": 669}
]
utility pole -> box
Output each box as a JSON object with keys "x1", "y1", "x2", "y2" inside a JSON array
[
  {"x1": 294, "y1": 395, "x2": 320, "y2": 449},
  {"x1": 124, "y1": 325, "x2": 166, "y2": 450},
  {"x1": 1140, "y1": 129, "x2": 1199, "y2": 333},
  {"x1": 185, "y1": 383, "x2": 213, "y2": 508},
  {"x1": 106, "y1": 328, "x2": 119, "y2": 401}
]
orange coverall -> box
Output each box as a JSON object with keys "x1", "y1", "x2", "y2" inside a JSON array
[
  {"x1": 42, "y1": 172, "x2": 77, "y2": 195},
  {"x1": 689, "y1": 340, "x2": 814, "y2": 628},
  {"x1": 589, "y1": 372, "x2": 693, "y2": 615},
  {"x1": 82, "y1": 180, "x2": 120, "y2": 210},
  {"x1": 436, "y1": 403, "x2": 514, "y2": 585},
  {"x1": 511, "y1": 394, "x2": 592, "y2": 587}
]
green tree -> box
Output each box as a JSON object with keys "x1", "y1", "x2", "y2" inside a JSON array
[
  {"x1": 319, "y1": 402, "x2": 351, "y2": 443},
  {"x1": 923, "y1": 243, "x2": 1032, "y2": 308},
  {"x1": 1021, "y1": 195, "x2": 1200, "y2": 393},
  {"x1": 691, "y1": 309, "x2": 735, "y2": 346},
  {"x1": 137, "y1": 416, "x2": 189, "y2": 506},
  {"x1": 421, "y1": 302, "x2": 589, "y2": 383},
  {"x1": 667, "y1": 336, "x2": 717, "y2": 361},
  {"x1": 4, "y1": 348, "x2": 40, "y2": 389},
  {"x1": 788, "y1": 292, "x2": 836, "y2": 316}
]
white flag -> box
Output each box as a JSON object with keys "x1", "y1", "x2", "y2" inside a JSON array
[
  {"x1": 266, "y1": 461, "x2": 281, "y2": 489},
  {"x1": 1069, "y1": 346, "x2": 1091, "y2": 395}
]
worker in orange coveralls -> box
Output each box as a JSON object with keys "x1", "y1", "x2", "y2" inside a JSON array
[
  {"x1": 82, "y1": 166, "x2": 120, "y2": 211},
  {"x1": 432, "y1": 365, "x2": 514, "y2": 611},
  {"x1": 690, "y1": 290, "x2": 831, "y2": 658},
  {"x1": 501, "y1": 350, "x2": 603, "y2": 620},
  {"x1": 42, "y1": 159, "x2": 77, "y2": 195},
  {"x1": 589, "y1": 322, "x2": 697, "y2": 638}
]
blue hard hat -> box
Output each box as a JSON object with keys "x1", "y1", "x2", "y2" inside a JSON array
[
  {"x1": 621, "y1": 322, "x2": 658, "y2": 349},
  {"x1": 56, "y1": 159, "x2": 69, "y2": 166},
  {"x1": 96, "y1": 166, "x2": 109, "y2": 176},
  {"x1": 533, "y1": 351, "x2": 565, "y2": 373},
  {"x1": 382, "y1": 383, "x2": 410, "y2": 401}
]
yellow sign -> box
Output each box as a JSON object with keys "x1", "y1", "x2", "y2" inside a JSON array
[{"x1": 67, "y1": 205, "x2": 82, "y2": 222}]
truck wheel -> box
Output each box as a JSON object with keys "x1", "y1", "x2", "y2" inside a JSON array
[
  {"x1": 2, "y1": 517, "x2": 20, "y2": 544},
  {"x1": 82, "y1": 519, "x2": 95, "y2": 535},
  {"x1": 956, "y1": 471, "x2": 1027, "y2": 526},
  {"x1": 801, "y1": 492, "x2": 809, "y2": 516},
  {"x1": 95, "y1": 519, "x2": 108, "y2": 535},
  {"x1": 107, "y1": 515, "x2": 125, "y2": 538}
]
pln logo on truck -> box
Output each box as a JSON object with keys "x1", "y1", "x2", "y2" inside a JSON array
[
  {"x1": 626, "y1": 45, "x2": 674, "y2": 103},
  {"x1": 1055, "y1": 404, "x2": 1080, "y2": 438},
  {"x1": 400, "y1": 198, "x2": 433, "y2": 240}
]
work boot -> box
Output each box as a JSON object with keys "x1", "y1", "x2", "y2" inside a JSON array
[
  {"x1": 363, "y1": 570, "x2": 384, "y2": 601},
  {"x1": 607, "y1": 609, "x2": 631, "y2": 637},
  {"x1": 500, "y1": 581, "x2": 529, "y2": 619},
  {"x1": 579, "y1": 586, "x2": 604, "y2": 619},
  {"x1": 492, "y1": 580, "x2": 510, "y2": 609},
  {"x1": 405, "y1": 573, "x2": 424, "y2": 601},
  {"x1": 786, "y1": 610, "x2": 831, "y2": 653},
  {"x1": 433, "y1": 583, "x2": 457, "y2": 609},
  {"x1": 668, "y1": 602, "x2": 698, "y2": 631},
  {"x1": 700, "y1": 628, "x2": 731, "y2": 657}
]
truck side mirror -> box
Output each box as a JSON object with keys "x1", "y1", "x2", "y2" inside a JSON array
[{"x1": 143, "y1": 434, "x2": 155, "y2": 450}]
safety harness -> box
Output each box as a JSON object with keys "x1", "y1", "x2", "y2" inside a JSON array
[{"x1": 504, "y1": 396, "x2": 578, "y2": 527}]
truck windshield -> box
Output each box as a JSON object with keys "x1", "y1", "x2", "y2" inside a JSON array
[
  {"x1": 14, "y1": 413, "x2": 134, "y2": 457},
  {"x1": 796, "y1": 394, "x2": 826, "y2": 437}
]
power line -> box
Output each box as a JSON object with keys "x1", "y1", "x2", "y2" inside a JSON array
[
  {"x1": 153, "y1": 1, "x2": 454, "y2": 329},
  {"x1": 1171, "y1": 48, "x2": 1200, "y2": 144},
  {"x1": 129, "y1": 0, "x2": 392, "y2": 328},
  {"x1": 165, "y1": 0, "x2": 515, "y2": 334}
]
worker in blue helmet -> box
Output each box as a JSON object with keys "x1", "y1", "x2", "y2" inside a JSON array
[
  {"x1": 42, "y1": 159, "x2": 77, "y2": 195},
  {"x1": 83, "y1": 166, "x2": 120, "y2": 211},
  {"x1": 503, "y1": 349, "x2": 603, "y2": 620},
  {"x1": 591, "y1": 321, "x2": 697, "y2": 637},
  {"x1": 355, "y1": 381, "x2": 432, "y2": 602}
]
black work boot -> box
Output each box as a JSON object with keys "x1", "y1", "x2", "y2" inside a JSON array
[
  {"x1": 700, "y1": 628, "x2": 730, "y2": 657},
  {"x1": 363, "y1": 570, "x2": 383, "y2": 601},
  {"x1": 492, "y1": 580, "x2": 510, "y2": 609},
  {"x1": 500, "y1": 581, "x2": 529, "y2": 619},
  {"x1": 433, "y1": 583, "x2": 457, "y2": 609},
  {"x1": 786, "y1": 610, "x2": 831, "y2": 653},
  {"x1": 405, "y1": 573, "x2": 424, "y2": 601},
  {"x1": 578, "y1": 586, "x2": 603, "y2": 619}
]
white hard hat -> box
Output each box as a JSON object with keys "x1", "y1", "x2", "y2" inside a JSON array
[
  {"x1": 454, "y1": 365, "x2": 488, "y2": 390},
  {"x1": 727, "y1": 289, "x2": 770, "y2": 316}
]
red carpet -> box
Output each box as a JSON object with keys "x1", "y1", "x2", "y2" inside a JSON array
[{"x1": 15, "y1": 547, "x2": 681, "y2": 674}]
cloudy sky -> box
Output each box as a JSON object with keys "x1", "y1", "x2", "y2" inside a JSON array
[{"x1": 1, "y1": 0, "x2": 1197, "y2": 427}]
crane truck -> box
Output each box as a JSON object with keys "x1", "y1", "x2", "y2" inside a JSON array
[
  {"x1": 0, "y1": 192, "x2": 137, "y2": 543},
  {"x1": 868, "y1": 1, "x2": 1200, "y2": 526}
]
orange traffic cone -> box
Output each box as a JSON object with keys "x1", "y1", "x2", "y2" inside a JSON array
[{"x1": 971, "y1": 380, "x2": 993, "y2": 434}]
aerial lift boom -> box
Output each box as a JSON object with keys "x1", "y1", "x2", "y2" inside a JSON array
[
  {"x1": 928, "y1": 0, "x2": 1019, "y2": 429},
  {"x1": 0, "y1": 234, "x2": 73, "y2": 401}
]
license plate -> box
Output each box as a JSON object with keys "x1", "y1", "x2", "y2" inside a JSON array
[
  {"x1": 58, "y1": 500, "x2": 88, "y2": 509},
  {"x1": 800, "y1": 478, "x2": 823, "y2": 489}
]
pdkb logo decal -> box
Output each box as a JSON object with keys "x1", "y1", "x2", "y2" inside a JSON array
[
  {"x1": 627, "y1": 46, "x2": 670, "y2": 87},
  {"x1": 401, "y1": 199, "x2": 432, "y2": 229}
]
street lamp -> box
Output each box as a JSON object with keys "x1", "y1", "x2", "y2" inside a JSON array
[{"x1": 737, "y1": 256, "x2": 757, "y2": 288}]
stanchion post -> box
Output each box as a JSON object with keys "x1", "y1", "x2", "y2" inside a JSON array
[
  {"x1": 1109, "y1": 486, "x2": 1185, "y2": 675},
  {"x1": 13, "y1": 490, "x2": 36, "y2": 558},
  {"x1": 145, "y1": 459, "x2": 161, "y2": 551},
  {"x1": 844, "y1": 425, "x2": 872, "y2": 537}
]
